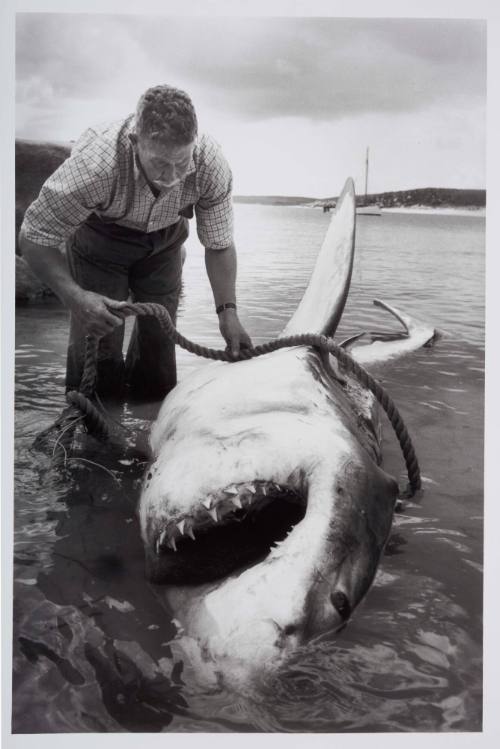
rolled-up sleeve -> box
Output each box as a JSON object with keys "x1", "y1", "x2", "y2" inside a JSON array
[
  {"x1": 21, "y1": 130, "x2": 115, "y2": 247},
  {"x1": 195, "y1": 137, "x2": 234, "y2": 250}
]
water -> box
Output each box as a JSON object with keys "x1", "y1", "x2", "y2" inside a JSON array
[{"x1": 11, "y1": 207, "x2": 485, "y2": 733}]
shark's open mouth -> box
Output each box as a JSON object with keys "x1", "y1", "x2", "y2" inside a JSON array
[{"x1": 147, "y1": 480, "x2": 307, "y2": 584}]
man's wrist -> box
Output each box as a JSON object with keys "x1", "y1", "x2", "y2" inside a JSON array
[
  {"x1": 60, "y1": 283, "x2": 86, "y2": 310},
  {"x1": 216, "y1": 302, "x2": 237, "y2": 315}
]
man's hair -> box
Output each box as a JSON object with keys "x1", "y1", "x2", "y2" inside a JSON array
[{"x1": 135, "y1": 85, "x2": 198, "y2": 146}]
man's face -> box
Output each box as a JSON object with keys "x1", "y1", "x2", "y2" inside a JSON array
[{"x1": 132, "y1": 134, "x2": 195, "y2": 192}]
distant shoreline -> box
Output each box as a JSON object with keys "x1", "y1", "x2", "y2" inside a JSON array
[
  {"x1": 381, "y1": 206, "x2": 485, "y2": 217},
  {"x1": 234, "y1": 201, "x2": 485, "y2": 216},
  {"x1": 234, "y1": 187, "x2": 486, "y2": 211}
]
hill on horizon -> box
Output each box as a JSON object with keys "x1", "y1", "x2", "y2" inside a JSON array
[{"x1": 234, "y1": 187, "x2": 486, "y2": 208}]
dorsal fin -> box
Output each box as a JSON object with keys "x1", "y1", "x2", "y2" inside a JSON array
[{"x1": 281, "y1": 178, "x2": 356, "y2": 338}]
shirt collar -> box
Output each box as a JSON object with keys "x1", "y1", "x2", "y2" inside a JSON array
[{"x1": 133, "y1": 150, "x2": 159, "y2": 196}]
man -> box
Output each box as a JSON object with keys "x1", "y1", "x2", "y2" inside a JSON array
[{"x1": 20, "y1": 84, "x2": 253, "y2": 400}]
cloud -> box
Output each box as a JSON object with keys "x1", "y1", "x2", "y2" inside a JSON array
[
  {"x1": 16, "y1": 15, "x2": 486, "y2": 128},
  {"x1": 14, "y1": 14, "x2": 486, "y2": 192},
  {"x1": 115, "y1": 16, "x2": 486, "y2": 120},
  {"x1": 16, "y1": 14, "x2": 151, "y2": 100}
]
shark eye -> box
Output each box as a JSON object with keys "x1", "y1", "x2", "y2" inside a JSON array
[{"x1": 330, "y1": 590, "x2": 351, "y2": 621}]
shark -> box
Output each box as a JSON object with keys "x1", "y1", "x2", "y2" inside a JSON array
[{"x1": 138, "y1": 179, "x2": 436, "y2": 689}]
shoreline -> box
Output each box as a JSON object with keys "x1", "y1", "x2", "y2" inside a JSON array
[
  {"x1": 380, "y1": 206, "x2": 485, "y2": 217},
  {"x1": 236, "y1": 202, "x2": 486, "y2": 217}
]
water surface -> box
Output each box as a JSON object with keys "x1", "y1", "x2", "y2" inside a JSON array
[{"x1": 12, "y1": 207, "x2": 484, "y2": 732}]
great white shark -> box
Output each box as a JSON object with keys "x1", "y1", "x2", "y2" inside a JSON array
[{"x1": 138, "y1": 179, "x2": 436, "y2": 688}]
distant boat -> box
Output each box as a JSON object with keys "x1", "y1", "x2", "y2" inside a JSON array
[{"x1": 357, "y1": 147, "x2": 381, "y2": 216}]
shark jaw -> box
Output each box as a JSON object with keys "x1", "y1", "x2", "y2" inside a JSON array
[
  {"x1": 139, "y1": 343, "x2": 383, "y2": 585},
  {"x1": 145, "y1": 474, "x2": 308, "y2": 583},
  {"x1": 146, "y1": 434, "x2": 398, "y2": 690}
]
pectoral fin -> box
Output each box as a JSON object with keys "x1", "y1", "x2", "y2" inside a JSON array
[{"x1": 342, "y1": 300, "x2": 437, "y2": 366}]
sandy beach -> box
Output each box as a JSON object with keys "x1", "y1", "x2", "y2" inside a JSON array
[{"x1": 381, "y1": 206, "x2": 485, "y2": 217}]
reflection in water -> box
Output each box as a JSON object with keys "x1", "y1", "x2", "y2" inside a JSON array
[
  {"x1": 12, "y1": 209, "x2": 484, "y2": 732},
  {"x1": 13, "y1": 449, "x2": 189, "y2": 732}
]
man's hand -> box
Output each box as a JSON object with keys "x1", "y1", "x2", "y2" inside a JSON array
[
  {"x1": 68, "y1": 289, "x2": 128, "y2": 338},
  {"x1": 218, "y1": 308, "x2": 253, "y2": 359},
  {"x1": 19, "y1": 236, "x2": 128, "y2": 338}
]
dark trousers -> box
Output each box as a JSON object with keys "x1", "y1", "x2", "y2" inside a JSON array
[{"x1": 66, "y1": 216, "x2": 187, "y2": 401}]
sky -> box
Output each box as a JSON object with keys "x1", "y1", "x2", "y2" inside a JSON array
[{"x1": 15, "y1": 13, "x2": 486, "y2": 197}]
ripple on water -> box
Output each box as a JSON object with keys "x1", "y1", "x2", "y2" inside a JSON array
[{"x1": 11, "y1": 208, "x2": 484, "y2": 733}]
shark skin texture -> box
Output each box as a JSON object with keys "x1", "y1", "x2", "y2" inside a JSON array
[{"x1": 138, "y1": 179, "x2": 436, "y2": 689}]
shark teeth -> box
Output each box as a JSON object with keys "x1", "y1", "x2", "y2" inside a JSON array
[
  {"x1": 153, "y1": 479, "x2": 301, "y2": 554},
  {"x1": 176, "y1": 519, "x2": 186, "y2": 535},
  {"x1": 157, "y1": 527, "x2": 176, "y2": 553}
]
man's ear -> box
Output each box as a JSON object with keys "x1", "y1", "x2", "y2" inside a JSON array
[{"x1": 128, "y1": 132, "x2": 138, "y2": 147}]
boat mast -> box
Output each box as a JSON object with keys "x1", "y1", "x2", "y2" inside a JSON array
[{"x1": 364, "y1": 146, "x2": 369, "y2": 205}]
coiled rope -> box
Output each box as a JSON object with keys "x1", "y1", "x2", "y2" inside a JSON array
[
  {"x1": 65, "y1": 335, "x2": 108, "y2": 440},
  {"x1": 57, "y1": 301, "x2": 421, "y2": 495}
]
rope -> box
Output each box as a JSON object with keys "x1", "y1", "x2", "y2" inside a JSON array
[
  {"x1": 54, "y1": 336, "x2": 109, "y2": 452},
  {"x1": 32, "y1": 336, "x2": 109, "y2": 461},
  {"x1": 34, "y1": 301, "x2": 420, "y2": 494},
  {"x1": 66, "y1": 302, "x2": 421, "y2": 495},
  {"x1": 78, "y1": 335, "x2": 100, "y2": 397},
  {"x1": 65, "y1": 390, "x2": 109, "y2": 441}
]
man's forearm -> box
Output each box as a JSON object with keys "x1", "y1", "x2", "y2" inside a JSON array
[
  {"x1": 204, "y1": 242, "x2": 253, "y2": 355},
  {"x1": 204, "y1": 243, "x2": 238, "y2": 308},
  {"x1": 19, "y1": 231, "x2": 128, "y2": 337},
  {"x1": 19, "y1": 232, "x2": 83, "y2": 307}
]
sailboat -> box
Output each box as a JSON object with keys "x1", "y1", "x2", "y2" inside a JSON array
[{"x1": 356, "y1": 147, "x2": 382, "y2": 216}]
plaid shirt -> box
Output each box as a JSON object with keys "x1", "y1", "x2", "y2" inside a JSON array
[{"x1": 21, "y1": 115, "x2": 234, "y2": 250}]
